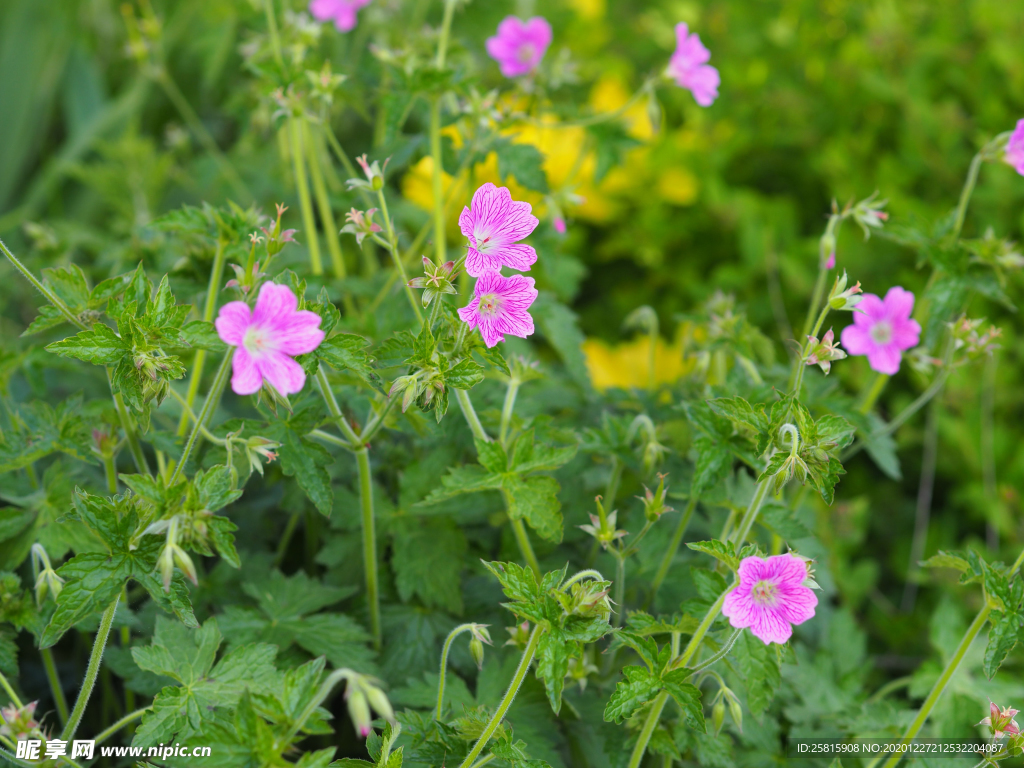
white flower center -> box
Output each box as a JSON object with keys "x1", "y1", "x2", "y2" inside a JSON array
[
  {"x1": 478, "y1": 293, "x2": 502, "y2": 317},
  {"x1": 243, "y1": 326, "x2": 273, "y2": 358},
  {"x1": 751, "y1": 580, "x2": 778, "y2": 607},
  {"x1": 474, "y1": 228, "x2": 495, "y2": 254},
  {"x1": 870, "y1": 321, "x2": 893, "y2": 345},
  {"x1": 517, "y1": 43, "x2": 536, "y2": 63}
]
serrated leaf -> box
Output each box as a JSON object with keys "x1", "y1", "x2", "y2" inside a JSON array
[
  {"x1": 318, "y1": 333, "x2": 380, "y2": 390},
  {"x1": 604, "y1": 665, "x2": 661, "y2": 723},
  {"x1": 391, "y1": 517, "x2": 467, "y2": 614},
  {"x1": 734, "y1": 629, "x2": 781, "y2": 716},
  {"x1": 46, "y1": 322, "x2": 127, "y2": 364},
  {"x1": 181, "y1": 321, "x2": 227, "y2": 351},
  {"x1": 269, "y1": 421, "x2": 333, "y2": 516},
  {"x1": 660, "y1": 671, "x2": 706, "y2": 733},
  {"x1": 686, "y1": 540, "x2": 739, "y2": 571},
  {"x1": 504, "y1": 475, "x2": 563, "y2": 543},
  {"x1": 984, "y1": 609, "x2": 1023, "y2": 679},
  {"x1": 494, "y1": 139, "x2": 549, "y2": 192}
]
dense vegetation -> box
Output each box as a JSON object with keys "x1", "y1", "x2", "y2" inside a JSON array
[{"x1": 1, "y1": 0, "x2": 1023, "y2": 766}]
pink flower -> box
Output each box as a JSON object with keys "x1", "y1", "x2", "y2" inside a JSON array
[
  {"x1": 215, "y1": 282, "x2": 325, "y2": 396},
  {"x1": 980, "y1": 702, "x2": 1021, "y2": 738},
  {"x1": 486, "y1": 16, "x2": 552, "y2": 78},
  {"x1": 459, "y1": 183, "x2": 539, "y2": 277},
  {"x1": 1004, "y1": 119, "x2": 1024, "y2": 176},
  {"x1": 722, "y1": 554, "x2": 818, "y2": 645},
  {"x1": 840, "y1": 286, "x2": 921, "y2": 375},
  {"x1": 825, "y1": 250, "x2": 836, "y2": 270},
  {"x1": 309, "y1": 0, "x2": 370, "y2": 32},
  {"x1": 553, "y1": 217, "x2": 567, "y2": 235},
  {"x1": 667, "y1": 23, "x2": 719, "y2": 107},
  {"x1": 458, "y1": 272, "x2": 538, "y2": 348}
]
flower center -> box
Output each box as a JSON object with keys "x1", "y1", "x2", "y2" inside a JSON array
[
  {"x1": 870, "y1": 321, "x2": 893, "y2": 345},
  {"x1": 242, "y1": 326, "x2": 272, "y2": 357},
  {"x1": 517, "y1": 43, "x2": 536, "y2": 64},
  {"x1": 478, "y1": 293, "x2": 502, "y2": 317},
  {"x1": 751, "y1": 580, "x2": 778, "y2": 606},
  {"x1": 474, "y1": 229, "x2": 495, "y2": 254}
]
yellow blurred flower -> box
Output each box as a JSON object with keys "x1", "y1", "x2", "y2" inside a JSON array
[
  {"x1": 568, "y1": 0, "x2": 605, "y2": 20},
  {"x1": 583, "y1": 333, "x2": 692, "y2": 391}
]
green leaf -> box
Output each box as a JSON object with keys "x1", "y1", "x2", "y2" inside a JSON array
[
  {"x1": 535, "y1": 630, "x2": 571, "y2": 713},
  {"x1": 758, "y1": 501, "x2": 812, "y2": 541},
  {"x1": 707, "y1": 397, "x2": 768, "y2": 434},
  {"x1": 686, "y1": 540, "x2": 739, "y2": 571},
  {"x1": 318, "y1": 333, "x2": 381, "y2": 390},
  {"x1": 984, "y1": 609, "x2": 1023, "y2": 679},
  {"x1": 604, "y1": 665, "x2": 662, "y2": 723},
  {"x1": 41, "y1": 553, "x2": 131, "y2": 647},
  {"x1": 269, "y1": 420, "x2": 333, "y2": 516},
  {"x1": 494, "y1": 139, "x2": 549, "y2": 192},
  {"x1": 391, "y1": 517, "x2": 467, "y2": 614},
  {"x1": 532, "y1": 294, "x2": 590, "y2": 389},
  {"x1": 181, "y1": 321, "x2": 227, "y2": 352},
  {"x1": 691, "y1": 437, "x2": 732, "y2": 497},
  {"x1": 46, "y1": 322, "x2": 127, "y2": 365},
  {"x1": 734, "y1": 630, "x2": 781, "y2": 717},
  {"x1": 194, "y1": 466, "x2": 243, "y2": 512},
  {"x1": 660, "y1": 671, "x2": 706, "y2": 733},
  {"x1": 446, "y1": 359, "x2": 484, "y2": 390},
  {"x1": 504, "y1": 475, "x2": 563, "y2": 543}
]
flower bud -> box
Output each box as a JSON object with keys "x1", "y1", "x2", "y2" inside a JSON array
[
  {"x1": 803, "y1": 328, "x2": 846, "y2": 374},
  {"x1": 172, "y1": 544, "x2": 198, "y2": 586},
  {"x1": 362, "y1": 680, "x2": 396, "y2": 726},
  {"x1": 346, "y1": 687, "x2": 372, "y2": 738},
  {"x1": 469, "y1": 637, "x2": 485, "y2": 669},
  {"x1": 0, "y1": 701, "x2": 39, "y2": 741},
  {"x1": 980, "y1": 702, "x2": 1021, "y2": 739},
  {"x1": 827, "y1": 270, "x2": 863, "y2": 311},
  {"x1": 727, "y1": 694, "x2": 743, "y2": 733},
  {"x1": 712, "y1": 698, "x2": 726, "y2": 736},
  {"x1": 638, "y1": 474, "x2": 674, "y2": 522},
  {"x1": 505, "y1": 621, "x2": 531, "y2": 650}
]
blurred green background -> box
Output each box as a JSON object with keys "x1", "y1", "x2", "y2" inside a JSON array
[{"x1": 2, "y1": 0, "x2": 1024, "y2": 744}]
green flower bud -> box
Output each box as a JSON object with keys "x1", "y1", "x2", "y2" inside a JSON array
[
  {"x1": 346, "y1": 688, "x2": 372, "y2": 738},
  {"x1": 712, "y1": 698, "x2": 726, "y2": 736}
]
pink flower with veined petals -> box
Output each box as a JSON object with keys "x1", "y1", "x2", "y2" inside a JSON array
[
  {"x1": 980, "y1": 701, "x2": 1021, "y2": 738},
  {"x1": 1004, "y1": 119, "x2": 1024, "y2": 176},
  {"x1": 667, "y1": 23, "x2": 719, "y2": 107},
  {"x1": 215, "y1": 282, "x2": 325, "y2": 396},
  {"x1": 459, "y1": 183, "x2": 540, "y2": 277},
  {"x1": 458, "y1": 272, "x2": 538, "y2": 348},
  {"x1": 840, "y1": 286, "x2": 921, "y2": 375},
  {"x1": 723, "y1": 554, "x2": 818, "y2": 645},
  {"x1": 309, "y1": 0, "x2": 370, "y2": 32},
  {"x1": 486, "y1": 17, "x2": 552, "y2": 78}
]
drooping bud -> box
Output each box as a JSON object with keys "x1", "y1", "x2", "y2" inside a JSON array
[
  {"x1": 712, "y1": 698, "x2": 726, "y2": 736},
  {"x1": 827, "y1": 270, "x2": 864, "y2": 311},
  {"x1": 362, "y1": 679, "x2": 396, "y2": 726},
  {"x1": 30, "y1": 544, "x2": 64, "y2": 605},
  {"x1": 346, "y1": 687, "x2": 373, "y2": 738},
  {"x1": 468, "y1": 624, "x2": 492, "y2": 670}
]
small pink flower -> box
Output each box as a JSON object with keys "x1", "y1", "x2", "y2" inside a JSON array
[
  {"x1": 1004, "y1": 119, "x2": 1024, "y2": 176},
  {"x1": 825, "y1": 250, "x2": 836, "y2": 270},
  {"x1": 458, "y1": 272, "x2": 538, "y2": 348},
  {"x1": 459, "y1": 183, "x2": 540, "y2": 277},
  {"x1": 667, "y1": 23, "x2": 719, "y2": 107},
  {"x1": 486, "y1": 16, "x2": 552, "y2": 78},
  {"x1": 309, "y1": 0, "x2": 370, "y2": 32},
  {"x1": 980, "y1": 702, "x2": 1021, "y2": 738},
  {"x1": 553, "y1": 217, "x2": 567, "y2": 235},
  {"x1": 722, "y1": 554, "x2": 818, "y2": 645},
  {"x1": 840, "y1": 286, "x2": 921, "y2": 375},
  {"x1": 215, "y1": 282, "x2": 325, "y2": 396}
]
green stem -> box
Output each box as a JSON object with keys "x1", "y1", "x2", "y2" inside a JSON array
[
  {"x1": 649, "y1": 496, "x2": 697, "y2": 598},
  {"x1": 94, "y1": 707, "x2": 146, "y2": 745},
  {"x1": 613, "y1": 553, "x2": 626, "y2": 628},
  {"x1": 952, "y1": 153, "x2": 984, "y2": 240},
  {"x1": 41, "y1": 647, "x2": 69, "y2": 725},
  {"x1": 457, "y1": 626, "x2": 544, "y2": 768},
  {"x1": 283, "y1": 668, "x2": 354, "y2": 745},
  {"x1": 687, "y1": 626, "x2": 742, "y2": 674},
  {"x1": 604, "y1": 456, "x2": 623, "y2": 513},
  {"x1": 315, "y1": 367, "x2": 362, "y2": 445},
  {"x1": 102, "y1": 452, "x2": 118, "y2": 495},
  {"x1": 274, "y1": 510, "x2": 302, "y2": 565},
  {"x1": 858, "y1": 371, "x2": 889, "y2": 414},
  {"x1": 509, "y1": 512, "x2": 541, "y2": 578},
  {"x1": 730, "y1": 479, "x2": 772, "y2": 546},
  {"x1": 289, "y1": 117, "x2": 323, "y2": 275},
  {"x1": 262, "y1": 0, "x2": 284, "y2": 67},
  {"x1": 436, "y1": 624, "x2": 475, "y2": 718},
  {"x1": 177, "y1": 237, "x2": 227, "y2": 435},
  {"x1": 467, "y1": 756, "x2": 498, "y2": 768},
  {"x1": 62, "y1": 596, "x2": 119, "y2": 742},
  {"x1": 499, "y1": 379, "x2": 520, "y2": 446},
  {"x1": 110, "y1": 379, "x2": 151, "y2": 476},
  {"x1": 168, "y1": 353, "x2": 231, "y2": 486},
  {"x1": 356, "y1": 446, "x2": 381, "y2": 651},
  {"x1": 800, "y1": 213, "x2": 842, "y2": 340},
  {"x1": 435, "y1": 0, "x2": 457, "y2": 69},
  {"x1": 360, "y1": 393, "x2": 399, "y2": 445},
  {"x1": 0, "y1": 669, "x2": 21, "y2": 706},
  {"x1": 455, "y1": 388, "x2": 489, "y2": 442},
  {"x1": 429, "y1": 98, "x2": 446, "y2": 266},
  {"x1": 790, "y1": 303, "x2": 830, "y2": 397},
  {"x1": 304, "y1": 119, "x2": 350, "y2": 285},
  {"x1": 870, "y1": 547, "x2": 1024, "y2": 768},
  {"x1": 374, "y1": 189, "x2": 424, "y2": 322}
]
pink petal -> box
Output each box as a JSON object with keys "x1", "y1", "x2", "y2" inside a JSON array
[
  {"x1": 523, "y1": 17, "x2": 552, "y2": 50},
  {"x1": 458, "y1": 301, "x2": 480, "y2": 330},
  {"x1": 256, "y1": 351, "x2": 307, "y2": 395},
  {"x1": 852, "y1": 294, "x2": 886, "y2": 325},
  {"x1": 465, "y1": 248, "x2": 504, "y2": 278},
  {"x1": 231, "y1": 348, "x2": 263, "y2": 395},
  {"x1": 774, "y1": 585, "x2": 818, "y2": 625},
  {"x1": 491, "y1": 243, "x2": 538, "y2": 272},
  {"x1": 274, "y1": 310, "x2": 325, "y2": 355},
  {"x1": 882, "y1": 286, "x2": 915, "y2": 322},
  {"x1": 683, "y1": 64, "x2": 720, "y2": 107},
  {"x1": 215, "y1": 302, "x2": 252, "y2": 346},
  {"x1": 252, "y1": 282, "x2": 299, "y2": 326},
  {"x1": 763, "y1": 554, "x2": 808, "y2": 586},
  {"x1": 722, "y1": 585, "x2": 756, "y2": 626},
  {"x1": 867, "y1": 344, "x2": 903, "y2": 375},
  {"x1": 840, "y1": 324, "x2": 873, "y2": 356},
  {"x1": 891, "y1": 318, "x2": 921, "y2": 351},
  {"x1": 749, "y1": 607, "x2": 794, "y2": 645}
]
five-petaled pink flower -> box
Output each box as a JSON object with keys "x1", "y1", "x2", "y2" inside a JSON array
[
  {"x1": 215, "y1": 282, "x2": 325, "y2": 396},
  {"x1": 458, "y1": 272, "x2": 538, "y2": 348},
  {"x1": 980, "y1": 702, "x2": 1021, "y2": 738},
  {"x1": 840, "y1": 286, "x2": 920, "y2": 375},
  {"x1": 309, "y1": 0, "x2": 370, "y2": 32},
  {"x1": 722, "y1": 554, "x2": 818, "y2": 645},
  {"x1": 460, "y1": 183, "x2": 540, "y2": 278},
  {"x1": 1004, "y1": 119, "x2": 1024, "y2": 176},
  {"x1": 667, "y1": 23, "x2": 719, "y2": 107},
  {"x1": 486, "y1": 16, "x2": 552, "y2": 78}
]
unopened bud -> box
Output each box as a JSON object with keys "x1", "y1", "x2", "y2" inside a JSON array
[
  {"x1": 172, "y1": 544, "x2": 198, "y2": 586},
  {"x1": 363, "y1": 681, "x2": 395, "y2": 725},
  {"x1": 728, "y1": 696, "x2": 743, "y2": 733},
  {"x1": 346, "y1": 688, "x2": 372, "y2": 738},
  {"x1": 469, "y1": 637, "x2": 485, "y2": 669},
  {"x1": 712, "y1": 699, "x2": 726, "y2": 736},
  {"x1": 827, "y1": 270, "x2": 863, "y2": 311}
]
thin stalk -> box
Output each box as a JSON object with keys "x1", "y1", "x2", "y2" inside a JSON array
[
  {"x1": 952, "y1": 153, "x2": 984, "y2": 240},
  {"x1": 62, "y1": 596, "x2": 119, "y2": 741},
  {"x1": 274, "y1": 510, "x2": 302, "y2": 565},
  {"x1": 901, "y1": 399, "x2": 940, "y2": 612},
  {"x1": 457, "y1": 626, "x2": 544, "y2": 768},
  {"x1": 110, "y1": 385, "x2": 150, "y2": 476},
  {"x1": 467, "y1": 756, "x2": 497, "y2": 768},
  {"x1": 168, "y1": 353, "x2": 231, "y2": 486},
  {"x1": 316, "y1": 367, "x2": 363, "y2": 445},
  {"x1": 262, "y1": 0, "x2": 284, "y2": 67},
  {"x1": 429, "y1": 98, "x2": 446, "y2": 266},
  {"x1": 41, "y1": 648, "x2": 69, "y2": 725},
  {"x1": 177, "y1": 237, "x2": 228, "y2": 435},
  {"x1": 800, "y1": 213, "x2": 842, "y2": 340},
  {"x1": 687, "y1": 627, "x2": 743, "y2": 674},
  {"x1": 730, "y1": 479, "x2": 772, "y2": 546},
  {"x1": 435, "y1": 0, "x2": 457, "y2": 69},
  {"x1": 102, "y1": 453, "x2": 118, "y2": 495},
  {"x1": 982, "y1": 354, "x2": 998, "y2": 551},
  {"x1": 282, "y1": 668, "x2": 350, "y2": 745},
  {"x1": 790, "y1": 303, "x2": 830, "y2": 397},
  {"x1": 359, "y1": 395, "x2": 399, "y2": 445},
  {"x1": 0, "y1": 669, "x2": 21, "y2": 706},
  {"x1": 356, "y1": 447, "x2": 381, "y2": 650},
  {"x1": 865, "y1": 676, "x2": 912, "y2": 705},
  {"x1": 288, "y1": 117, "x2": 323, "y2": 275},
  {"x1": 858, "y1": 371, "x2": 889, "y2": 414},
  {"x1": 509, "y1": 514, "x2": 541, "y2": 578},
  {"x1": 303, "y1": 119, "x2": 349, "y2": 284},
  {"x1": 374, "y1": 189, "x2": 424, "y2": 322},
  {"x1": 649, "y1": 496, "x2": 698, "y2": 599},
  {"x1": 120, "y1": 587, "x2": 135, "y2": 717},
  {"x1": 309, "y1": 428, "x2": 355, "y2": 451},
  {"x1": 436, "y1": 624, "x2": 475, "y2": 718},
  {"x1": 498, "y1": 379, "x2": 520, "y2": 446},
  {"x1": 613, "y1": 553, "x2": 626, "y2": 628},
  {"x1": 604, "y1": 456, "x2": 623, "y2": 513},
  {"x1": 320, "y1": 120, "x2": 375, "y2": 209},
  {"x1": 94, "y1": 707, "x2": 146, "y2": 745},
  {"x1": 869, "y1": 547, "x2": 1024, "y2": 768},
  {"x1": 455, "y1": 388, "x2": 489, "y2": 442}
]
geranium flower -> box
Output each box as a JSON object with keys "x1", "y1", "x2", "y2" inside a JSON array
[
  {"x1": 840, "y1": 286, "x2": 921, "y2": 375},
  {"x1": 458, "y1": 272, "x2": 538, "y2": 348},
  {"x1": 215, "y1": 282, "x2": 325, "y2": 396},
  {"x1": 667, "y1": 23, "x2": 719, "y2": 107},
  {"x1": 722, "y1": 554, "x2": 818, "y2": 645},
  {"x1": 459, "y1": 183, "x2": 540, "y2": 277},
  {"x1": 980, "y1": 702, "x2": 1021, "y2": 738},
  {"x1": 486, "y1": 16, "x2": 552, "y2": 78},
  {"x1": 309, "y1": 0, "x2": 370, "y2": 32},
  {"x1": 1004, "y1": 119, "x2": 1024, "y2": 176}
]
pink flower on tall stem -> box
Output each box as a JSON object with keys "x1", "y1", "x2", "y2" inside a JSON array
[
  {"x1": 309, "y1": 0, "x2": 370, "y2": 32},
  {"x1": 840, "y1": 287, "x2": 921, "y2": 375},
  {"x1": 458, "y1": 272, "x2": 538, "y2": 348},
  {"x1": 215, "y1": 282, "x2": 325, "y2": 396},
  {"x1": 722, "y1": 554, "x2": 818, "y2": 645},
  {"x1": 459, "y1": 183, "x2": 540, "y2": 277},
  {"x1": 486, "y1": 17, "x2": 552, "y2": 78},
  {"x1": 1004, "y1": 119, "x2": 1024, "y2": 176},
  {"x1": 667, "y1": 23, "x2": 719, "y2": 107}
]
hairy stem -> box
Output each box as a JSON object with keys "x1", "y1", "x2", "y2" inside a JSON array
[
  {"x1": 857, "y1": 371, "x2": 889, "y2": 414},
  {"x1": 613, "y1": 553, "x2": 626, "y2": 628},
  {"x1": 800, "y1": 213, "x2": 841, "y2": 340},
  {"x1": 62, "y1": 596, "x2": 119, "y2": 742},
  {"x1": 457, "y1": 626, "x2": 544, "y2": 768},
  {"x1": 429, "y1": 99, "x2": 447, "y2": 266},
  {"x1": 730, "y1": 479, "x2": 772, "y2": 546},
  {"x1": 41, "y1": 647, "x2": 69, "y2": 725},
  {"x1": 499, "y1": 379, "x2": 520, "y2": 446},
  {"x1": 168, "y1": 352, "x2": 232, "y2": 485},
  {"x1": 436, "y1": 624, "x2": 475, "y2": 718},
  {"x1": 509, "y1": 512, "x2": 541, "y2": 578},
  {"x1": 455, "y1": 388, "x2": 489, "y2": 442},
  {"x1": 355, "y1": 447, "x2": 381, "y2": 650},
  {"x1": 94, "y1": 707, "x2": 146, "y2": 745},
  {"x1": 374, "y1": 189, "x2": 424, "y2": 322},
  {"x1": 288, "y1": 117, "x2": 323, "y2": 275},
  {"x1": 649, "y1": 496, "x2": 698, "y2": 599}
]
